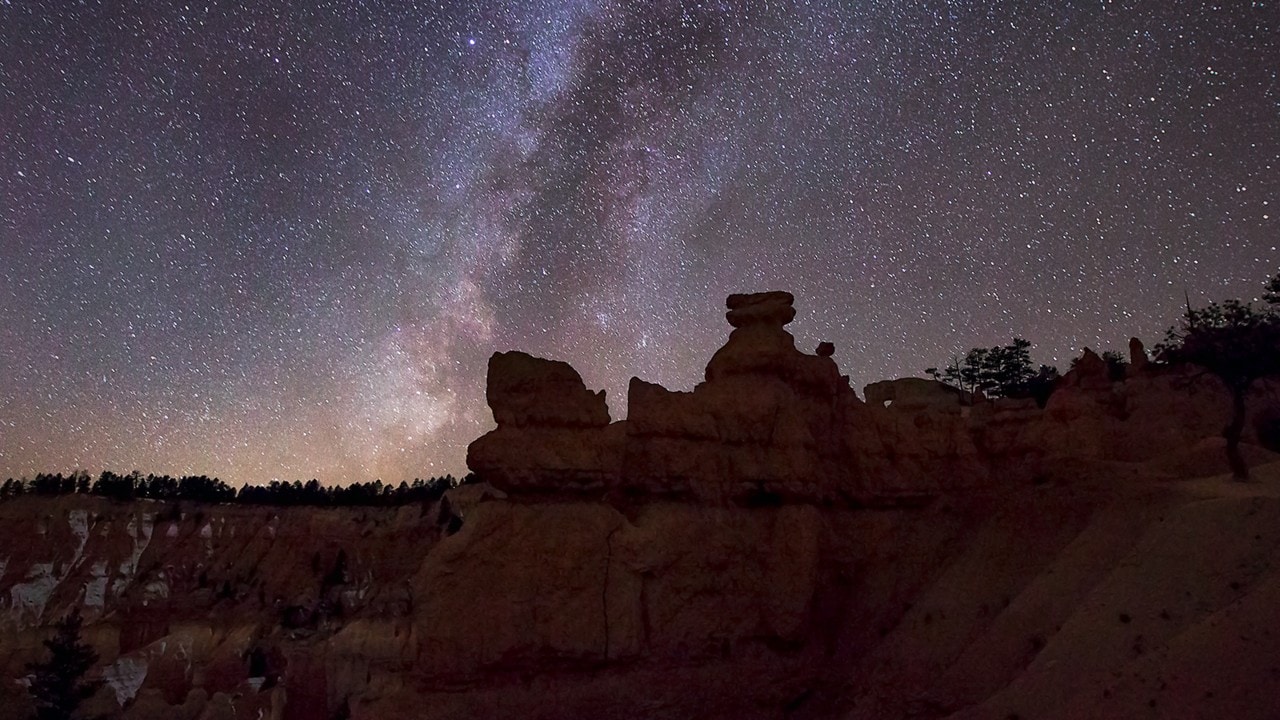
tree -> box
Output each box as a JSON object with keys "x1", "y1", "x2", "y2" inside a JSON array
[
  {"x1": 1156, "y1": 275, "x2": 1280, "y2": 480},
  {"x1": 928, "y1": 338, "x2": 1052, "y2": 401},
  {"x1": 1264, "y1": 273, "x2": 1280, "y2": 306},
  {"x1": 26, "y1": 608, "x2": 102, "y2": 720},
  {"x1": 31, "y1": 474, "x2": 66, "y2": 496}
]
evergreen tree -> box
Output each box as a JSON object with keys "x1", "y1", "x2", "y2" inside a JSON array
[{"x1": 26, "y1": 608, "x2": 102, "y2": 720}]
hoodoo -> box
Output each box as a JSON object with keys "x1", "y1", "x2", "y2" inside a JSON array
[{"x1": 4, "y1": 293, "x2": 1280, "y2": 720}]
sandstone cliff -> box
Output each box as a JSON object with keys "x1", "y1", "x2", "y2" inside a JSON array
[
  {"x1": 469, "y1": 291, "x2": 1280, "y2": 499},
  {"x1": 4, "y1": 292, "x2": 1280, "y2": 720}
]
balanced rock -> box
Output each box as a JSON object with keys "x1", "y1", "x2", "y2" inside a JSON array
[
  {"x1": 725, "y1": 290, "x2": 797, "y2": 327},
  {"x1": 706, "y1": 291, "x2": 802, "y2": 383}
]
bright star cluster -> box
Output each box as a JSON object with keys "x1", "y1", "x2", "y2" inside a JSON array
[{"x1": 1, "y1": 1, "x2": 1277, "y2": 484}]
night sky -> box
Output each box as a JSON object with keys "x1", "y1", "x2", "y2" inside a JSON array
[{"x1": 1, "y1": 1, "x2": 1277, "y2": 485}]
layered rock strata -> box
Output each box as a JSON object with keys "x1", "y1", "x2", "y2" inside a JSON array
[
  {"x1": 5, "y1": 292, "x2": 1280, "y2": 720},
  {"x1": 469, "y1": 292, "x2": 1280, "y2": 502}
]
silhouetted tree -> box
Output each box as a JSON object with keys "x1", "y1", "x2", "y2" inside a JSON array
[
  {"x1": 1017, "y1": 364, "x2": 1062, "y2": 407},
  {"x1": 1156, "y1": 274, "x2": 1280, "y2": 480},
  {"x1": 26, "y1": 608, "x2": 102, "y2": 720},
  {"x1": 0, "y1": 478, "x2": 23, "y2": 498},
  {"x1": 1100, "y1": 350, "x2": 1127, "y2": 381},
  {"x1": 928, "y1": 338, "x2": 1052, "y2": 400},
  {"x1": 91, "y1": 471, "x2": 135, "y2": 501}
]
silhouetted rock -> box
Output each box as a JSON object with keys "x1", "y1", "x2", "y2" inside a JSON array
[
  {"x1": 1129, "y1": 336, "x2": 1149, "y2": 373},
  {"x1": 8, "y1": 292, "x2": 1280, "y2": 720},
  {"x1": 470, "y1": 295, "x2": 1280, "y2": 502},
  {"x1": 466, "y1": 351, "x2": 620, "y2": 492},
  {"x1": 725, "y1": 290, "x2": 797, "y2": 327},
  {"x1": 1061, "y1": 347, "x2": 1112, "y2": 389},
  {"x1": 485, "y1": 351, "x2": 610, "y2": 428},
  {"x1": 863, "y1": 378, "x2": 965, "y2": 411},
  {"x1": 707, "y1": 291, "x2": 810, "y2": 383}
]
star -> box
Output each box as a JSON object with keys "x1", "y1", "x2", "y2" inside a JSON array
[{"x1": 0, "y1": 1, "x2": 1275, "y2": 485}]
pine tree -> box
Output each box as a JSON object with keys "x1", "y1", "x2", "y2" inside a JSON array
[{"x1": 26, "y1": 608, "x2": 102, "y2": 720}]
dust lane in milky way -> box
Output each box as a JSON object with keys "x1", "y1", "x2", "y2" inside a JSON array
[{"x1": 1, "y1": 1, "x2": 1276, "y2": 484}]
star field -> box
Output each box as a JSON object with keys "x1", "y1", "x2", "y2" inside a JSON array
[{"x1": 1, "y1": 1, "x2": 1277, "y2": 484}]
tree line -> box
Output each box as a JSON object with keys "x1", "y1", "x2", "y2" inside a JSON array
[{"x1": 0, "y1": 470, "x2": 473, "y2": 507}]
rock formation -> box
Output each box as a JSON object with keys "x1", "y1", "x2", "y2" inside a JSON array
[
  {"x1": 470, "y1": 292, "x2": 1280, "y2": 499},
  {"x1": 466, "y1": 351, "x2": 620, "y2": 492},
  {"x1": 5, "y1": 292, "x2": 1280, "y2": 720},
  {"x1": 468, "y1": 291, "x2": 969, "y2": 504},
  {"x1": 1128, "y1": 336, "x2": 1149, "y2": 373},
  {"x1": 862, "y1": 377, "x2": 966, "y2": 411}
]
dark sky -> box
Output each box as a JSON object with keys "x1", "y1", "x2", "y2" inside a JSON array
[{"x1": 1, "y1": 1, "x2": 1277, "y2": 484}]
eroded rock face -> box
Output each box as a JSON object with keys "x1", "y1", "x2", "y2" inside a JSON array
[
  {"x1": 469, "y1": 292, "x2": 864, "y2": 504},
  {"x1": 466, "y1": 351, "x2": 621, "y2": 492},
  {"x1": 0, "y1": 496, "x2": 442, "y2": 720},
  {"x1": 0, "y1": 494, "x2": 835, "y2": 720},
  {"x1": 623, "y1": 290, "x2": 850, "y2": 502},
  {"x1": 469, "y1": 292, "x2": 1280, "y2": 501},
  {"x1": 863, "y1": 378, "x2": 966, "y2": 412},
  {"x1": 485, "y1": 351, "x2": 610, "y2": 429},
  {"x1": 11, "y1": 481, "x2": 1280, "y2": 720},
  {"x1": 8, "y1": 292, "x2": 1280, "y2": 720}
]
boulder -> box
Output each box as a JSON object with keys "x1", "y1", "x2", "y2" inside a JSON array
[{"x1": 725, "y1": 290, "x2": 797, "y2": 328}]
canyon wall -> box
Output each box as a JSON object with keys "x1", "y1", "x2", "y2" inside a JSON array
[
  {"x1": 469, "y1": 291, "x2": 1280, "y2": 500},
  {"x1": 4, "y1": 292, "x2": 1280, "y2": 720}
]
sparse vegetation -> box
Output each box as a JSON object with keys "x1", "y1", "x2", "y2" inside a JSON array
[{"x1": 923, "y1": 270, "x2": 1280, "y2": 446}]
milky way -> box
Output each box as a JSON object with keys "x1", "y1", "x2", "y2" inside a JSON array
[{"x1": 1, "y1": 1, "x2": 1277, "y2": 484}]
